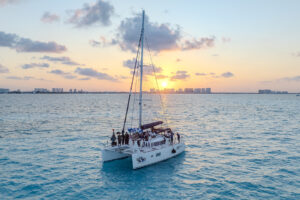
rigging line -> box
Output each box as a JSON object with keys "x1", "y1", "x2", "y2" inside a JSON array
[
  {"x1": 122, "y1": 36, "x2": 142, "y2": 133},
  {"x1": 144, "y1": 35, "x2": 169, "y2": 127}
]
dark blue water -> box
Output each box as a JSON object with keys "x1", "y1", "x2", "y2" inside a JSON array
[{"x1": 0, "y1": 94, "x2": 299, "y2": 199}]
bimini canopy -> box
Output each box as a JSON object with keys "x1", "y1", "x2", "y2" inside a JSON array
[{"x1": 141, "y1": 121, "x2": 163, "y2": 130}]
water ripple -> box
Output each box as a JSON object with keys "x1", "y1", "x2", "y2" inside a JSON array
[{"x1": 0, "y1": 94, "x2": 299, "y2": 199}]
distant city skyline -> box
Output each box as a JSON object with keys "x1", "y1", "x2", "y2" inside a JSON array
[
  {"x1": 0, "y1": 0, "x2": 300, "y2": 92},
  {"x1": 1, "y1": 86, "x2": 295, "y2": 94}
]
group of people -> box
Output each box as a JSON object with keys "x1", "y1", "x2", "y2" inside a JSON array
[
  {"x1": 110, "y1": 129, "x2": 129, "y2": 146},
  {"x1": 110, "y1": 128, "x2": 181, "y2": 147},
  {"x1": 166, "y1": 131, "x2": 180, "y2": 144}
]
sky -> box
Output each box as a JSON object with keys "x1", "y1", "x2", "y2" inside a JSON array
[{"x1": 0, "y1": 0, "x2": 299, "y2": 92}]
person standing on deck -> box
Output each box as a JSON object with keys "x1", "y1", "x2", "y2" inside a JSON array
[
  {"x1": 170, "y1": 131, "x2": 174, "y2": 144},
  {"x1": 177, "y1": 133, "x2": 180, "y2": 143},
  {"x1": 117, "y1": 132, "x2": 121, "y2": 146},
  {"x1": 111, "y1": 129, "x2": 116, "y2": 146},
  {"x1": 125, "y1": 132, "x2": 129, "y2": 145}
]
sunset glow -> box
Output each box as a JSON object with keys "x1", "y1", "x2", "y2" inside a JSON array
[
  {"x1": 161, "y1": 81, "x2": 168, "y2": 89},
  {"x1": 0, "y1": 0, "x2": 299, "y2": 92}
]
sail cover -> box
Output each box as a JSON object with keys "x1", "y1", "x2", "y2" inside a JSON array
[{"x1": 141, "y1": 121, "x2": 163, "y2": 130}]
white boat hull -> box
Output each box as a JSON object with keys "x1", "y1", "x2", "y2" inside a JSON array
[
  {"x1": 102, "y1": 147, "x2": 130, "y2": 162},
  {"x1": 132, "y1": 143, "x2": 185, "y2": 169}
]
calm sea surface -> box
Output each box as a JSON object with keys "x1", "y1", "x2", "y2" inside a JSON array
[{"x1": 0, "y1": 94, "x2": 299, "y2": 199}]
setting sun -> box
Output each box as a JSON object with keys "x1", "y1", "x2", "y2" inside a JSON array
[{"x1": 161, "y1": 81, "x2": 168, "y2": 88}]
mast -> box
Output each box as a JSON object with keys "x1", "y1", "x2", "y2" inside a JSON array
[{"x1": 139, "y1": 10, "x2": 145, "y2": 129}]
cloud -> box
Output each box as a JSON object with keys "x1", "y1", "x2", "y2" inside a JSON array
[
  {"x1": 123, "y1": 58, "x2": 136, "y2": 69},
  {"x1": 49, "y1": 69, "x2": 68, "y2": 75},
  {"x1": 181, "y1": 37, "x2": 215, "y2": 50},
  {"x1": 123, "y1": 58, "x2": 162, "y2": 76},
  {"x1": 89, "y1": 36, "x2": 111, "y2": 47},
  {"x1": 68, "y1": 0, "x2": 114, "y2": 28},
  {"x1": 115, "y1": 75, "x2": 129, "y2": 80},
  {"x1": 64, "y1": 75, "x2": 77, "y2": 79},
  {"x1": 261, "y1": 75, "x2": 300, "y2": 84},
  {"x1": 79, "y1": 77, "x2": 90, "y2": 80},
  {"x1": 7, "y1": 76, "x2": 33, "y2": 80},
  {"x1": 170, "y1": 70, "x2": 190, "y2": 81},
  {"x1": 278, "y1": 76, "x2": 300, "y2": 82},
  {"x1": 41, "y1": 12, "x2": 60, "y2": 23},
  {"x1": 195, "y1": 72, "x2": 234, "y2": 78},
  {"x1": 116, "y1": 13, "x2": 180, "y2": 52},
  {"x1": 21, "y1": 63, "x2": 49, "y2": 69},
  {"x1": 0, "y1": 31, "x2": 66, "y2": 53},
  {"x1": 144, "y1": 64, "x2": 162, "y2": 75},
  {"x1": 176, "y1": 58, "x2": 181, "y2": 62},
  {"x1": 49, "y1": 69, "x2": 77, "y2": 79},
  {"x1": 195, "y1": 73, "x2": 207, "y2": 76},
  {"x1": 0, "y1": 64, "x2": 9, "y2": 73},
  {"x1": 41, "y1": 56, "x2": 80, "y2": 66},
  {"x1": 6, "y1": 76, "x2": 49, "y2": 81},
  {"x1": 113, "y1": 13, "x2": 215, "y2": 53},
  {"x1": 0, "y1": 0, "x2": 19, "y2": 6},
  {"x1": 221, "y1": 72, "x2": 234, "y2": 78},
  {"x1": 75, "y1": 67, "x2": 117, "y2": 81},
  {"x1": 156, "y1": 74, "x2": 168, "y2": 79}
]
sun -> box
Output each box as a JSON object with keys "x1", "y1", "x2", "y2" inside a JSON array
[{"x1": 161, "y1": 81, "x2": 168, "y2": 88}]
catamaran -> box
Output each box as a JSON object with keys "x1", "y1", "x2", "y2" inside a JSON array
[{"x1": 102, "y1": 10, "x2": 185, "y2": 169}]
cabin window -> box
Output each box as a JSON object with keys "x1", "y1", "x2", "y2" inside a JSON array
[{"x1": 156, "y1": 152, "x2": 161, "y2": 157}]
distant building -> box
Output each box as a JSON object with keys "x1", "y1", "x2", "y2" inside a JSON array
[
  {"x1": 69, "y1": 89, "x2": 73, "y2": 93},
  {"x1": 259, "y1": 89, "x2": 272, "y2": 94},
  {"x1": 184, "y1": 88, "x2": 193, "y2": 93},
  {"x1": 74, "y1": 89, "x2": 77, "y2": 93},
  {"x1": 177, "y1": 88, "x2": 183, "y2": 93},
  {"x1": 0, "y1": 88, "x2": 9, "y2": 93},
  {"x1": 52, "y1": 88, "x2": 63, "y2": 93},
  {"x1": 162, "y1": 88, "x2": 175, "y2": 93},
  {"x1": 194, "y1": 88, "x2": 201, "y2": 93},
  {"x1": 206, "y1": 88, "x2": 211, "y2": 94},
  {"x1": 34, "y1": 88, "x2": 49, "y2": 93},
  {"x1": 258, "y1": 89, "x2": 288, "y2": 94},
  {"x1": 201, "y1": 88, "x2": 206, "y2": 94}
]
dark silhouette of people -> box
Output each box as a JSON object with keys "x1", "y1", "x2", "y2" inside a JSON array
[
  {"x1": 170, "y1": 131, "x2": 174, "y2": 144},
  {"x1": 111, "y1": 129, "x2": 116, "y2": 146},
  {"x1": 125, "y1": 132, "x2": 129, "y2": 145},
  {"x1": 117, "y1": 132, "x2": 121, "y2": 146},
  {"x1": 177, "y1": 133, "x2": 180, "y2": 143}
]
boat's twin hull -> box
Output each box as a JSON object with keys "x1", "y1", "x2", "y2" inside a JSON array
[
  {"x1": 102, "y1": 149, "x2": 130, "y2": 162},
  {"x1": 132, "y1": 143, "x2": 185, "y2": 169},
  {"x1": 102, "y1": 143, "x2": 185, "y2": 169}
]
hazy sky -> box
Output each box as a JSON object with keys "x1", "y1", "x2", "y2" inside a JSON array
[{"x1": 0, "y1": 0, "x2": 299, "y2": 92}]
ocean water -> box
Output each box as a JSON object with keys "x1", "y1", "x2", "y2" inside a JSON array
[{"x1": 0, "y1": 94, "x2": 299, "y2": 199}]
